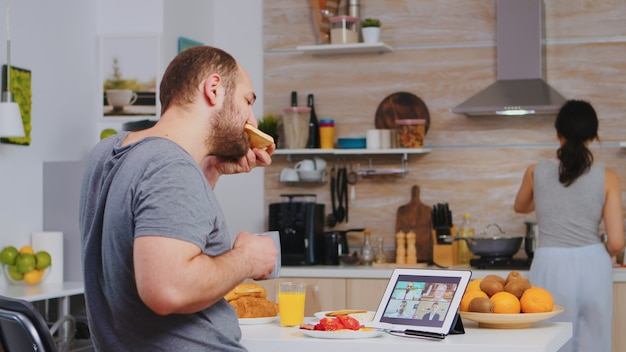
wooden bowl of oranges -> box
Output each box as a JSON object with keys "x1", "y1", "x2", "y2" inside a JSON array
[
  {"x1": 1, "y1": 245, "x2": 52, "y2": 286},
  {"x1": 459, "y1": 271, "x2": 563, "y2": 328}
]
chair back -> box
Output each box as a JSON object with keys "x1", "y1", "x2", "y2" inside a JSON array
[{"x1": 0, "y1": 295, "x2": 58, "y2": 352}]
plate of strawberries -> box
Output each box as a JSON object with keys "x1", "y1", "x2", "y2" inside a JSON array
[{"x1": 299, "y1": 315, "x2": 384, "y2": 339}]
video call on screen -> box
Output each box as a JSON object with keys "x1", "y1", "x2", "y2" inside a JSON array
[{"x1": 381, "y1": 275, "x2": 460, "y2": 327}]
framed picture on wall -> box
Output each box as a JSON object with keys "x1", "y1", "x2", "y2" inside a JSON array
[
  {"x1": 178, "y1": 37, "x2": 203, "y2": 53},
  {"x1": 99, "y1": 34, "x2": 161, "y2": 120}
]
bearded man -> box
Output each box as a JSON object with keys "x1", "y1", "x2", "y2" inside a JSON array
[{"x1": 79, "y1": 46, "x2": 276, "y2": 351}]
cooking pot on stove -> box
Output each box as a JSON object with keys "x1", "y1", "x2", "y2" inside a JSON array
[{"x1": 443, "y1": 223, "x2": 523, "y2": 257}]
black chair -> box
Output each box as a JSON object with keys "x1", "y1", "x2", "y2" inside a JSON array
[{"x1": 0, "y1": 294, "x2": 58, "y2": 352}]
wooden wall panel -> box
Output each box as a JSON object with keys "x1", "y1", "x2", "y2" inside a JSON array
[{"x1": 262, "y1": 0, "x2": 626, "y2": 258}]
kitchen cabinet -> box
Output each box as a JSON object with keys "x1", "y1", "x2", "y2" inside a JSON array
[
  {"x1": 296, "y1": 42, "x2": 393, "y2": 56},
  {"x1": 346, "y1": 278, "x2": 388, "y2": 310},
  {"x1": 612, "y1": 282, "x2": 626, "y2": 352},
  {"x1": 255, "y1": 278, "x2": 346, "y2": 316}
]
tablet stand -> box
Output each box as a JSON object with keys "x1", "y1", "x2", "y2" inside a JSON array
[
  {"x1": 448, "y1": 312, "x2": 465, "y2": 334},
  {"x1": 403, "y1": 313, "x2": 464, "y2": 340}
]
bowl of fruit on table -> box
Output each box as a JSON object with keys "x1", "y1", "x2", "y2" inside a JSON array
[{"x1": 1, "y1": 245, "x2": 52, "y2": 286}]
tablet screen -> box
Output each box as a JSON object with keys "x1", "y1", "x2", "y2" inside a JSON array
[{"x1": 372, "y1": 269, "x2": 472, "y2": 336}]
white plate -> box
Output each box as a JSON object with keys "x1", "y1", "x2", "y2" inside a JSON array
[
  {"x1": 314, "y1": 311, "x2": 375, "y2": 323},
  {"x1": 238, "y1": 316, "x2": 278, "y2": 325},
  {"x1": 460, "y1": 305, "x2": 564, "y2": 328},
  {"x1": 299, "y1": 328, "x2": 384, "y2": 339}
]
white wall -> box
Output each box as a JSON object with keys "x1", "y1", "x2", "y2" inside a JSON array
[
  {"x1": 0, "y1": 0, "x2": 265, "y2": 274},
  {"x1": 0, "y1": 0, "x2": 98, "y2": 247},
  {"x1": 211, "y1": 0, "x2": 267, "y2": 238}
]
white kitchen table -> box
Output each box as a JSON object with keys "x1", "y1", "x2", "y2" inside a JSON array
[
  {"x1": 241, "y1": 318, "x2": 572, "y2": 352},
  {"x1": 0, "y1": 281, "x2": 85, "y2": 351}
]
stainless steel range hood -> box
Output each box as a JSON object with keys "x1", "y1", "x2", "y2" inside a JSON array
[{"x1": 452, "y1": 0, "x2": 566, "y2": 116}]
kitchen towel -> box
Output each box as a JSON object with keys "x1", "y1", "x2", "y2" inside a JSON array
[{"x1": 31, "y1": 231, "x2": 64, "y2": 283}]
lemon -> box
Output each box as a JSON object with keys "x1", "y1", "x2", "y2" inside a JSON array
[
  {"x1": 23, "y1": 269, "x2": 44, "y2": 285},
  {"x1": 0, "y1": 246, "x2": 19, "y2": 265},
  {"x1": 19, "y1": 245, "x2": 35, "y2": 255}
]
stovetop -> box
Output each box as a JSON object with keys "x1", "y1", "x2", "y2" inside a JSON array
[{"x1": 470, "y1": 256, "x2": 531, "y2": 270}]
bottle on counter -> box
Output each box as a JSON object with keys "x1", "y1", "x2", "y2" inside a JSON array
[
  {"x1": 291, "y1": 91, "x2": 298, "y2": 107},
  {"x1": 305, "y1": 94, "x2": 320, "y2": 148},
  {"x1": 374, "y1": 236, "x2": 388, "y2": 264},
  {"x1": 457, "y1": 213, "x2": 475, "y2": 265},
  {"x1": 360, "y1": 229, "x2": 374, "y2": 266}
]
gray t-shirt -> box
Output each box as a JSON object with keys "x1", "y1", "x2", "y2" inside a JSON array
[
  {"x1": 534, "y1": 159, "x2": 605, "y2": 248},
  {"x1": 79, "y1": 133, "x2": 245, "y2": 351}
]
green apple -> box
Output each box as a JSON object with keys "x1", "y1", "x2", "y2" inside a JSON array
[
  {"x1": 7, "y1": 265, "x2": 23, "y2": 281},
  {"x1": 0, "y1": 246, "x2": 19, "y2": 266},
  {"x1": 15, "y1": 253, "x2": 36, "y2": 274},
  {"x1": 100, "y1": 128, "x2": 117, "y2": 140},
  {"x1": 35, "y1": 251, "x2": 52, "y2": 270}
]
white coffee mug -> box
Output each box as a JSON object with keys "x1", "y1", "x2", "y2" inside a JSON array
[
  {"x1": 294, "y1": 159, "x2": 316, "y2": 171},
  {"x1": 312, "y1": 157, "x2": 327, "y2": 171},
  {"x1": 106, "y1": 89, "x2": 138, "y2": 109},
  {"x1": 254, "y1": 231, "x2": 281, "y2": 279},
  {"x1": 279, "y1": 168, "x2": 299, "y2": 182}
]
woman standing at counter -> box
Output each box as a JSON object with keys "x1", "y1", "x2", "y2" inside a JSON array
[{"x1": 514, "y1": 100, "x2": 624, "y2": 352}]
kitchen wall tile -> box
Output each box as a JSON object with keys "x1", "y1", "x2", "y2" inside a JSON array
[{"x1": 262, "y1": 0, "x2": 626, "y2": 256}]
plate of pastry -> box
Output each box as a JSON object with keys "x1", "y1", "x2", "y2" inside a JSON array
[{"x1": 238, "y1": 316, "x2": 278, "y2": 325}]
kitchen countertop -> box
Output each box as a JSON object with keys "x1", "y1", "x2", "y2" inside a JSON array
[
  {"x1": 240, "y1": 318, "x2": 572, "y2": 352},
  {"x1": 280, "y1": 265, "x2": 626, "y2": 282}
]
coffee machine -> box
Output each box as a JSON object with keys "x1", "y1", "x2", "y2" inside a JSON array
[{"x1": 269, "y1": 194, "x2": 325, "y2": 266}]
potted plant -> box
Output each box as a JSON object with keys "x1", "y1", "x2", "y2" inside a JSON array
[
  {"x1": 360, "y1": 18, "x2": 381, "y2": 43},
  {"x1": 258, "y1": 114, "x2": 280, "y2": 146}
]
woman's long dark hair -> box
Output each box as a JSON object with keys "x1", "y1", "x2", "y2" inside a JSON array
[{"x1": 554, "y1": 100, "x2": 599, "y2": 187}]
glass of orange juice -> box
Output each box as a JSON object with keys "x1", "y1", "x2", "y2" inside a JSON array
[{"x1": 277, "y1": 281, "x2": 306, "y2": 326}]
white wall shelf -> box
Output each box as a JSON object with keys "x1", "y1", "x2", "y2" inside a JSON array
[
  {"x1": 274, "y1": 148, "x2": 430, "y2": 158},
  {"x1": 296, "y1": 42, "x2": 393, "y2": 56}
]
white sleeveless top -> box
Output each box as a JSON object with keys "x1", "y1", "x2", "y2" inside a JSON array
[{"x1": 533, "y1": 159, "x2": 605, "y2": 248}]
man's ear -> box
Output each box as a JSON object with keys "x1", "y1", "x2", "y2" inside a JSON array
[{"x1": 203, "y1": 73, "x2": 222, "y2": 107}]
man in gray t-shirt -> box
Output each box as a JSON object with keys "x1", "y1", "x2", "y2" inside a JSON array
[{"x1": 79, "y1": 46, "x2": 277, "y2": 351}]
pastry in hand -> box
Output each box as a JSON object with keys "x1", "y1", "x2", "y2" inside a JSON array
[{"x1": 244, "y1": 123, "x2": 274, "y2": 149}]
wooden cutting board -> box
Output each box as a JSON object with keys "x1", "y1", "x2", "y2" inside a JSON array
[{"x1": 395, "y1": 185, "x2": 433, "y2": 263}]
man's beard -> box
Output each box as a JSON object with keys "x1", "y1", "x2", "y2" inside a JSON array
[{"x1": 206, "y1": 97, "x2": 249, "y2": 160}]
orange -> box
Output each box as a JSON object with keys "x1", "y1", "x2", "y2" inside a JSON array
[
  {"x1": 19, "y1": 245, "x2": 34, "y2": 255},
  {"x1": 490, "y1": 291, "x2": 521, "y2": 314},
  {"x1": 520, "y1": 286, "x2": 554, "y2": 313},
  {"x1": 460, "y1": 290, "x2": 488, "y2": 312},
  {"x1": 466, "y1": 278, "x2": 483, "y2": 292},
  {"x1": 23, "y1": 269, "x2": 44, "y2": 285}
]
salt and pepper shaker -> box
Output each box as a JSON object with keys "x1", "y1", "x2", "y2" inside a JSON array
[
  {"x1": 395, "y1": 231, "x2": 406, "y2": 264},
  {"x1": 406, "y1": 231, "x2": 417, "y2": 264}
]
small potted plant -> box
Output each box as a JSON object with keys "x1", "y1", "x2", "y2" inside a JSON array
[
  {"x1": 258, "y1": 114, "x2": 280, "y2": 146},
  {"x1": 360, "y1": 18, "x2": 381, "y2": 43}
]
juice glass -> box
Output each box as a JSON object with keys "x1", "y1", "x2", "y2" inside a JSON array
[{"x1": 277, "y1": 282, "x2": 306, "y2": 326}]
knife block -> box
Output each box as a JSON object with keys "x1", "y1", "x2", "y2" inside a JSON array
[{"x1": 433, "y1": 226, "x2": 458, "y2": 267}]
